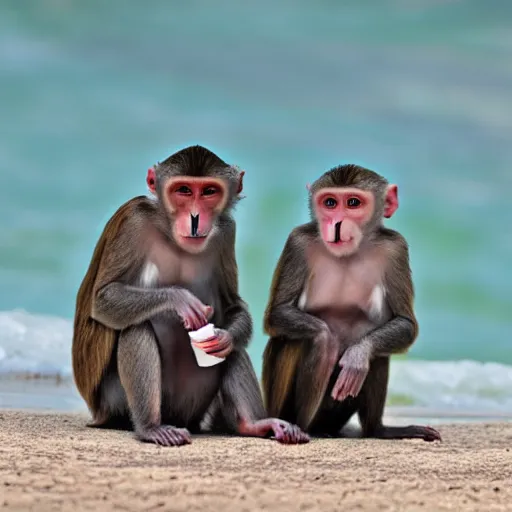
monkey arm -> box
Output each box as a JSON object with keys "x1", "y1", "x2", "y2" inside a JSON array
[
  {"x1": 360, "y1": 232, "x2": 418, "y2": 358},
  {"x1": 331, "y1": 233, "x2": 418, "y2": 402},
  {"x1": 93, "y1": 283, "x2": 195, "y2": 331},
  {"x1": 263, "y1": 227, "x2": 329, "y2": 340},
  {"x1": 90, "y1": 209, "x2": 209, "y2": 332},
  {"x1": 216, "y1": 217, "x2": 253, "y2": 350}
]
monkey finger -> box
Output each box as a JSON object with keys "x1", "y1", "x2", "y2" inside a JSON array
[
  {"x1": 336, "y1": 369, "x2": 365, "y2": 401},
  {"x1": 201, "y1": 337, "x2": 231, "y2": 355},
  {"x1": 347, "y1": 369, "x2": 367, "y2": 397},
  {"x1": 350, "y1": 373, "x2": 366, "y2": 397},
  {"x1": 204, "y1": 305, "x2": 214, "y2": 320},
  {"x1": 187, "y1": 309, "x2": 206, "y2": 331},
  {"x1": 339, "y1": 370, "x2": 358, "y2": 397},
  {"x1": 180, "y1": 310, "x2": 197, "y2": 330},
  {"x1": 343, "y1": 371, "x2": 362, "y2": 399},
  {"x1": 190, "y1": 299, "x2": 210, "y2": 326},
  {"x1": 192, "y1": 338, "x2": 218, "y2": 350},
  {"x1": 189, "y1": 312, "x2": 204, "y2": 331},
  {"x1": 331, "y1": 373, "x2": 346, "y2": 400},
  {"x1": 203, "y1": 341, "x2": 232, "y2": 357},
  {"x1": 208, "y1": 346, "x2": 232, "y2": 359},
  {"x1": 332, "y1": 372, "x2": 354, "y2": 401}
]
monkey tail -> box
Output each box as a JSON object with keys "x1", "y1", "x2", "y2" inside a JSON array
[
  {"x1": 262, "y1": 338, "x2": 302, "y2": 419},
  {"x1": 72, "y1": 198, "x2": 146, "y2": 413},
  {"x1": 72, "y1": 231, "x2": 117, "y2": 413}
]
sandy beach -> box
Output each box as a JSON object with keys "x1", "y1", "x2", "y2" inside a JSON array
[{"x1": 0, "y1": 410, "x2": 510, "y2": 511}]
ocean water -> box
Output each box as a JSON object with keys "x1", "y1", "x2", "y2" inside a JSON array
[{"x1": 0, "y1": 1, "x2": 511, "y2": 414}]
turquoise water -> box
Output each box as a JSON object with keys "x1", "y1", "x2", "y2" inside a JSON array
[{"x1": 0, "y1": 1, "x2": 511, "y2": 411}]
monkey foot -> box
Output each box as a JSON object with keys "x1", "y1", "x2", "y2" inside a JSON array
[
  {"x1": 136, "y1": 425, "x2": 192, "y2": 447},
  {"x1": 238, "y1": 418, "x2": 310, "y2": 444},
  {"x1": 373, "y1": 425, "x2": 442, "y2": 442}
]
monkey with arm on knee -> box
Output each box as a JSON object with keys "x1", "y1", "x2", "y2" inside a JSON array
[
  {"x1": 262, "y1": 164, "x2": 441, "y2": 441},
  {"x1": 72, "y1": 145, "x2": 309, "y2": 446}
]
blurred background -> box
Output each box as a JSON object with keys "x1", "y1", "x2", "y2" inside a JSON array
[{"x1": 0, "y1": 0, "x2": 511, "y2": 415}]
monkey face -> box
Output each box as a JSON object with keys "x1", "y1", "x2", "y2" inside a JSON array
[
  {"x1": 313, "y1": 187, "x2": 375, "y2": 257},
  {"x1": 163, "y1": 177, "x2": 228, "y2": 254}
]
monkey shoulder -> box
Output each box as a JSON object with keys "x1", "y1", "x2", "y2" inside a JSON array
[
  {"x1": 103, "y1": 196, "x2": 159, "y2": 240},
  {"x1": 377, "y1": 227, "x2": 411, "y2": 277},
  {"x1": 286, "y1": 223, "x2": 318, "y2": 250},
  {"x1": 378, "y1": 227, "x2": 409, "y2": 253}
]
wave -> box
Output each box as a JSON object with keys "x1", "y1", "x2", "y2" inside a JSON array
[
  {"x1": 1, "y1": 310, "x2": 511, "y2": 413},
  {"x1": 0, "y1": 310, "x2": 73, "y2": 378}
]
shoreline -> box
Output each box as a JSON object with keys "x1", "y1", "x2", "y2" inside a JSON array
[
  {"x1": 1, "y1": 377, "x2": 511, "y2": 424},
  {"x1": 1, "y1": 410, "x2": 511, "y2": 511}
]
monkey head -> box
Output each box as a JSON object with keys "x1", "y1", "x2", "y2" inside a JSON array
[
  {"x1": 146, "y1": 145, "x2": 244, "y2": 254},
  {"x1": 308, "y1": 164, "x2": 398, "y2": 257}
]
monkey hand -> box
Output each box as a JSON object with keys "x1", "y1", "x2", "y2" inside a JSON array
[
  {"x1": 331, "y1": 344, "x2": 370, "y2": 402},
  {"x1": 173, "y1": 288, "x2": 214, "y2": 331},
  {"x1": 192, "y1": 328, "x2": 233, "y2": 359}
]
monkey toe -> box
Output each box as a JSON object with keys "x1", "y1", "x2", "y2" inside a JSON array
[
  {"x1": 274, "y1": 421, "x2": 310, "y2": 445},
  {"x1": 418, "y1": 426, "x2": 442, "y2": 442},
  {"x1": 137, "y1": 426, "x2": 192, "y2": 447},
  {"x1": 398, "y1": 425, "x2": 442, "y2": 442},
  {"x1": 288, "y1": 424, "x2": 310, "y2": 444},
  {"x1": 373, "y1": 425, "x2": 442, "y2": 442}
]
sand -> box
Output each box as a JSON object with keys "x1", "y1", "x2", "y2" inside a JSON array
[{"x1": 0, "y1": 411, "x2": 511, "y2": 511}]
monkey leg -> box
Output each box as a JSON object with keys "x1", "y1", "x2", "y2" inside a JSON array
[
  {"x1": 219, "y1": 350, "x2": 309, "y2": 444},
  {"x1": 117, "y1": 322, "x2": 192, "y2": 447},
  {"x1": 294, "y1": 333, "x2": 340, "y2": 432},
  {"x1": 358, "y1": 357, "x2": 441, "y2": 442},
  {"x1": 87, "y1": 361, "x2": 132, "y2": 431}
]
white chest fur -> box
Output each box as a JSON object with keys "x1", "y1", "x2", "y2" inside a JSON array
[
  {"x1": 139, "y1": 261, "x2": 160, "y2": 288},
  {"x1": 367, "y1": 284, "x2": 386, "y2": 321}
]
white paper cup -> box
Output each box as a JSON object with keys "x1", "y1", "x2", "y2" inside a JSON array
[{"x1": 189, "y1": 323, "x2": 226, "y2": 367}]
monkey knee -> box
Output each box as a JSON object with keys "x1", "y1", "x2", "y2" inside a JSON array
[{"x1": 117, "y1": 322, "x2": 160, "y2": 370}]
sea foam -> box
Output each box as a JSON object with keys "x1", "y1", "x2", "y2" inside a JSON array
[{"x1": 0, "y1": 310, "x2": 511, "y2": 413}]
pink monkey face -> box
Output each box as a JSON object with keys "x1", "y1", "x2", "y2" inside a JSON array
[
  {"x1": 163, "y1": 177, "x2": 228, "y2": 254},
  {"x1": 313, "y1": 187, "x2": 375, "y2": 257}
]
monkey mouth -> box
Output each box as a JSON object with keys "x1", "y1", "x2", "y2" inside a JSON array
[{"x1": 181, "y1": 235, "x2": 208, "y2": 241}]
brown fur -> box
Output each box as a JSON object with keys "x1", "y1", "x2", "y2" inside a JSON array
[
  {"x1": 262, "y1": 164, "x2": 440, "y2": 442},
  {"x1": 72, "y1": 197, "x2": 147, "y2": 415},
  {"x1": 72, "y1": 145, "x2": 309, "y2": 446}
]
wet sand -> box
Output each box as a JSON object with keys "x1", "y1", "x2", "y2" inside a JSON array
[{"x1": 1, "y1": 408, "x2": 511, "y2": 512}]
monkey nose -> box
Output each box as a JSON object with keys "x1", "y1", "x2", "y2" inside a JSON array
[
  {"x1": 333, "y1": 221, "x2": 342, "y2": 243},
  {"x1": 190, "y1": 214, "x2": 199, "y2": 237}
]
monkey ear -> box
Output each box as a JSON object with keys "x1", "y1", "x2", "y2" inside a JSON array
[
  {"x1": 237, "y1": 171, "x2": 245, "y2": 194},
  {"x1": 384, "y1": 184, "x2": 398, "y2": 218},
  {"x1": 306, "y1": 183, "x2": 311, "y2": 192},
  {"x1": 146, "y1": 167, "x2": 157, "y2": 195}
]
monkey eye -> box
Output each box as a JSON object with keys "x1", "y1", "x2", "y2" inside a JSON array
[
  {"x1": 176, "y1": 185, "x2": 192, "y2": 195},
  {"x1": 347, "y1": 197, "x2": 361, "y2": 208},
  {"x1": 323, "y1": 197, "x2": 337, "y2": 209},
  {"x1": 202, "y1": 186, "x2": 219, "y2": 196}
]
